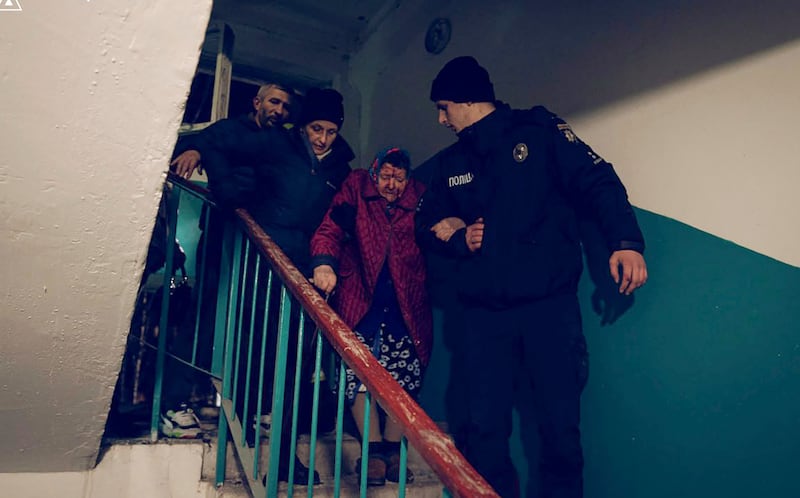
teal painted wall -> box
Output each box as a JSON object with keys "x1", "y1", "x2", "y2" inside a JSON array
[
  {"x1": 173, "y1": 200, "x2": 799, "y2": 496},
  {"x1": 418, "y1": 208, "x2": 800, "y2": 497}
]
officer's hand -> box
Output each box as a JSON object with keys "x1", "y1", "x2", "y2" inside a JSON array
[
  {"x1": 609, "y1": 250, "x2": 647, "y2": 295},
  {"x1": 465, "y1": 217, "x2": 485, "y2": 253},
  {"x1": 431, "y1": 217, "x2": 466, "y2": 242},
  {"x1": 170, "y1": 150, "x2": 201, "y2": 179},
  {"x1": 310, "y1": 265, "x2": 337, "y2": 295},
  {"x1": 591, "y1": 285, "x2": 634, "y2": 325}
]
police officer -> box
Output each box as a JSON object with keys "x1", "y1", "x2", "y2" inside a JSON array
[{"x1": 415, "y1": 56, "x2": 648, "y2": 498}]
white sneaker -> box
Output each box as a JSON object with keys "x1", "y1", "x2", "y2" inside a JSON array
[
  {"x1": 252, "y1": 413, "x2": 271, "y2": 437},
  {"x1": 160, "y1": 404, "x2": 202, "y2": 439}
]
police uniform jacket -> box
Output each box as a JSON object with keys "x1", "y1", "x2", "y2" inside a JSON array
[
  {"x1": 198, "y1": 125, "x2": 354, "y2": 273},
  {"x1": 415, "y1": 104, "x2": 644, "y2": 309}
]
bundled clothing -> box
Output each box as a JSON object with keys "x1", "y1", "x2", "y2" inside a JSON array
[
  {"x1": 415, "y1": 102, "x2": 644, "y2": 498},
  {"x1": 416, "y1": 103, "x2": 644, "y2": 309},
  {"x1": 197, "y1": 125, "x2": 353, "y2": 273},
  {"x1": 310, "y1": 169, "x2": 432, "y2": 398},
  {"x1": 174, "y1": 114, "x2": 263, "y2": 156},
  {"x1": 174, "y1": 114, "x2": 263, "y2": 189}
]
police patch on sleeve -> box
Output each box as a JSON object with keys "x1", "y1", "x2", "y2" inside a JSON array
[
  {"x1": 586, "y1": 149, "x2": 604, "y2": 165},
  {"x1": 555, "y1": 120, "x2": 606, "y2": 165},
  {"x1": 557, "y1": 123, "x2": 578, "y2": 143},
  {"x1": 513, "y1": 143, "x2": 529, "y2": 163}
]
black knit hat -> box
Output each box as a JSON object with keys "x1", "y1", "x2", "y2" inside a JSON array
[
  {"x1": 430, "y1": 56, "x2": 495, "y2": 103},
  {"x1": 299, "y1": 88, "x2": 345, "y2": 128}
]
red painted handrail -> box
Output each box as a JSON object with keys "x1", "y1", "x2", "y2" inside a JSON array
[
  {"x1": 234, "y1": 210, "x2": 498, "y2": 498},
  {"x1": 167, "y1": 173, "x2": 498, "y2": 497}
]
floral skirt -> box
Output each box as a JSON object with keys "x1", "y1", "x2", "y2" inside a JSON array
[{"x1": 344, "y1": 329, "x2": 422, "y2": 403}]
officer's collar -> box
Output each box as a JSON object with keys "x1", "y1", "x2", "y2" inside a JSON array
[{"x1": 458, "y1": 102, "x2": 512, "y2": 155}]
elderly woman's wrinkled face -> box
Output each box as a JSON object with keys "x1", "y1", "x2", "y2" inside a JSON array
[{"x1": 377, "y1": 162, "x2": 408, "y2": 203}]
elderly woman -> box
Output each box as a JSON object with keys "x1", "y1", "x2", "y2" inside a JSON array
[{"x1": 310, "y1": 147, "x2": 432, "y2": 486}]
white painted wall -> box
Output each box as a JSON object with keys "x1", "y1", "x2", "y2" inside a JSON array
[
  {"x1": 573, "y1": 40, "x2": 800, "y2": 267},
  {"x1": 0, "y1": 0, "x2": 212, "y2": 472},
  {"x1": 351, "y1": 0, "x2": 800, "y2": 267},
  {"x1": 0, "y1": 444, "x2": 221, "y2": 498}
]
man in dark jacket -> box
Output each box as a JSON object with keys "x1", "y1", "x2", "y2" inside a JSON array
[
  {"x1": 196, "y1": 88, "x2": 354, "y2": 486},
  {"x1": 415, "y1": 56, "x2": 648, "y2": 498},
  {"x1": 197, "y1": 87, "x2": 354, "y2": 273},
  {"x1": 170, "y1": 83, "x2": 293, "y2": 179},
  {"x1": 152, "y1": 84, "x2": 294, "y2": 441}
]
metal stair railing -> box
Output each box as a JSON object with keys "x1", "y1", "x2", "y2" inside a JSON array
[{"x1": 143, "y1": 174, "x2": 499, "y2": 498}]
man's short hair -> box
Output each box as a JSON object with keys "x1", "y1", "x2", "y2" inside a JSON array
[{"x1": 256, "y1": 83, "x2": 293, "y2": 101}]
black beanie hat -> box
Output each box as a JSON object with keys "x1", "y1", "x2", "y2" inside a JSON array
[
  {"x1": 299, "y1": 88, "x2": 345, "y2": 128},
  {"x1": 430, "y1": 56, "x2": 495, "y2": 103}
]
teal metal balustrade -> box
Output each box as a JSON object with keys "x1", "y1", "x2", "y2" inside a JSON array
[{"x1": 132, "y1": 174, "x2": 498, "y2": 498}]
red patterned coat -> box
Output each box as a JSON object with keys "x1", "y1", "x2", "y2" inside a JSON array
[{"x1": 310, "y1": 169, "x2": 432, "y2": 365}]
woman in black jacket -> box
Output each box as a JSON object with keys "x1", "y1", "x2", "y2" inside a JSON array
[
  {"x1": 199, "y1": 87, "x2": 354, "y2": 274},
  {"x1": 198, "y1": 88, "x2": 353, "y2": 486}
]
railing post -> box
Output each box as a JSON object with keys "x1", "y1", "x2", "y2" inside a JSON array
[
  {"x1": 211, "y1": 220, "x2": 235, "y2": 378},
  {"x1": 190, "y1": 207, "x2": 210, "y2": 365},
  {"x1": 149, "y1": 184, "x2": 181, "y2": 442},
  {"x1": 306, "y1": 324, "x2": 324, "y2": 498},
  {"x1": 286, "y1": 311, "x2": 307, "y2": 496},
  {"x1": 146, "y1": 180, "x2": 501, "y2": 498},
  {"x1": 359, "y1": 391, "x2": 372, "y2": 498},
  {"x1": 398, "y1": 436, "x2": 409, "y2": 497},
  {"x1": 216, "y1": 226, "x2": 243, "y2": 487},
  {"x1": 241, "y1": 251, "x2": 261, "y2": 461},
  {"x1": 230, "y1": 240, "x2": 251, "y2": 447},
  {"x1": 253, "y1": 269, "x2": 274, "y2": 478},
  {"x1": 333, "y1": 360, "x2": 346, "y2": 498},
  {"x1": 264, "y1": 286, "x2": 293, "y2": 496}
]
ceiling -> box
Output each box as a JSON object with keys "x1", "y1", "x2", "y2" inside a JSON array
[{"x1": 198, "y1": 0, "x2": 402, "y2": 90}]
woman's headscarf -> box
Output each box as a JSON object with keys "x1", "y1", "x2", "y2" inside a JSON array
[{"x1": 368, "y1": 146, "x2": 411, "y2": 184}]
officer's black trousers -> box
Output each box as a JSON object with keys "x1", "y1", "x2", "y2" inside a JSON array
[{"x1": 451, "y1": 293, "x2": 588, "y2": 498}]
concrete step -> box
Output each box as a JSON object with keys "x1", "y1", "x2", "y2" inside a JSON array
[
  {"x1": 264, "y1": 474, "x2": 444, "y2": 498},
  {"x1": 95, "y1": 435, "x2": 445, "y2": 498},
  {"x1": 160, "y1": 405, "x2": 450, "y2": 497},
  {"x1": 209, "y1": 481, "x2": 251, "y2": 498},
  {"x1": 201, "y1": 430, "x2": 441, "y2": 481},
  {"x1": 208, "y1": 461, "x2": 444, "y2": 498},
  {"x1": 198, "y1": 426, "x2": 447, "y2": 497},
  {"x1": 295, "y1": 431, "x2": 440, "y2": 481}
]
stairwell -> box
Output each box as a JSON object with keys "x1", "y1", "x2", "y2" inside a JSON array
[{"x1": 94, "y1": 423, "x2": 446, "y2": 498}]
